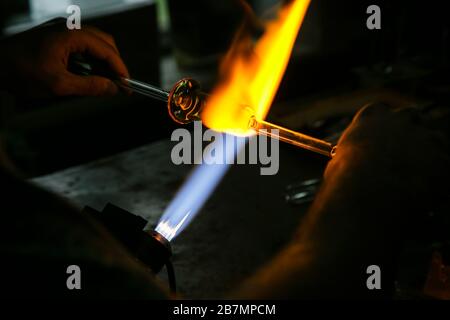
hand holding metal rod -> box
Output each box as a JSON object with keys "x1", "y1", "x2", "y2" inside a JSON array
[{"x1": 70, "y1": 56, "x2": 336, "y2": 157}]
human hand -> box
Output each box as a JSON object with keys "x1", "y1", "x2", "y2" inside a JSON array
[
  {"x1": 1, "y1": 23, "x2": 129, "y2": 98},
  {"x1": 326, "y1": 103, "x2": 450, "y2": 211}
]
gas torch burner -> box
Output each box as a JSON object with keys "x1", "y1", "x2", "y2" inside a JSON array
[{"x1": 83, "y1": 204, "x2": 176, "y2": 292}]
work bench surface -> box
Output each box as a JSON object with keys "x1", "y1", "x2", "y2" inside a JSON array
[{"x1": 33, "y1": 138, "x2": 326, "y2": 298}]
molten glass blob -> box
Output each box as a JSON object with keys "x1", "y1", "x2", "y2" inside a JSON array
[{"x1": 167, "y1": 78, "x2": 205, "y2": 124}]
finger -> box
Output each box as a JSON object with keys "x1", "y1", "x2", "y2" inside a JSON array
[
  {"x1": 52, "y1": 72, "x2": 118, "y2": 96},
  {"x1": 69, "y1": 31, "x2": 129, "y2": 78},
  {"x1": 83, "y1": 27, "x2": 120, "y2": 54}
]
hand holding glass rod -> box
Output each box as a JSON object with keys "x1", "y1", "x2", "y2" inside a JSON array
[{"x1": 69, "y1": 57, "x2": 336, "y2": 157}]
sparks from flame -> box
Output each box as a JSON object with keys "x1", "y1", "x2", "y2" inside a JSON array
[{"x1": 153, "y1": 0, "x2": 311, "y2": 241}]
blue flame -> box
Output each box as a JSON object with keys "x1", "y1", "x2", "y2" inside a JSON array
[{"x1": 153, "y1": 133, "x2": 246, "y2": 241}]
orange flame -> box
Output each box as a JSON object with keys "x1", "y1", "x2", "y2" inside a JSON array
[{"x1": 202, "y1": 0, "x2": 311, "y2": 135}]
